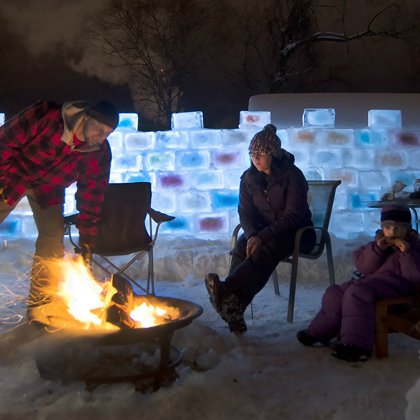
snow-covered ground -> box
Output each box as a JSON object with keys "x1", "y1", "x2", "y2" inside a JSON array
[{"x1": 1, "y1": 235, "x2": 420, "y2": 420}]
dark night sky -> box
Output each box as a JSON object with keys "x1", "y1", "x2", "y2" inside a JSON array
[{"x1": 0, "y1": 0, "x2": 418, "y2": 129}]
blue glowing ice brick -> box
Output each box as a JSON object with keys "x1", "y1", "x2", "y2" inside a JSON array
[
  {"x1": 349, "y1": 193, "x2": 378, "y2": 210},
  {"x1": 354, "y1": 130, "x2": 386, "y2": 147},
  {"x1": 302, "y1": 109, "x2": 335, "y2": 128},
  {"x1": 212, "y1": 191, "x2": 239, "y2": 210},
  {"x1": 116, "y1": 113, "x2": 138, "y2": 131},
  {"x1": 161, "y1": 216, "x2": 192, "y2": 234},
  {"x1": 125, "y1": 171, "x2": 151, "y2": 183},
  {"x1": 0, "y1": 218, "x2": 21, "y2": 237},
  {"x1": 111, "y1": 154, "x2": 140, "y2": 172},
  {"x1": 175, "y1": 150, "x2": 210, "y2": 169},
  {"x1": 190, "y1": 171, "x2": 223, "y2": 190}
]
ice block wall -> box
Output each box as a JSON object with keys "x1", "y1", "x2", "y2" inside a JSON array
[{"x1": 0, "y1": 108, "x2": 419, "y2": 240}]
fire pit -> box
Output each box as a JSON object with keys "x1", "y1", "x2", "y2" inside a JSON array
[{"x1": 32, "y1": 293, "x2": 203, "y2": 390}]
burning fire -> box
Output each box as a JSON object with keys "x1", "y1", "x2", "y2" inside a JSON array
[{"x1": 55, "y1": 255, "x2": 177, "y2": 330}]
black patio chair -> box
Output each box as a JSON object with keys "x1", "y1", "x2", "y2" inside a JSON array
[
  {"x1": 65, "y1": 182, "x2": 174, "y2": 295},
  {"x1": 230, "y1": 180, "x2": 341, "y2": 322}
]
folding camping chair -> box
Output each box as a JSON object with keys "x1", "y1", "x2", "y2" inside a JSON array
[
  {"x1": 65, "y1": 182, "x2": 174, "y2": 295},
  {"x1": 230, "y1": 180, "x2": 341, "y2": 322}
]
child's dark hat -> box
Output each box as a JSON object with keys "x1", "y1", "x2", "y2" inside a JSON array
[{"x1": 380, "y1": 205, "x2": 412, "y2": 229}]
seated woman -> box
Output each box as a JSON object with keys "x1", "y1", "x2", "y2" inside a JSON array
[
  {"x1": 297, "y1": 205, "x2": 420, "y2": 362},
  {"x1": 205, "y1": 124, "x2": 315, "y2": 334}
]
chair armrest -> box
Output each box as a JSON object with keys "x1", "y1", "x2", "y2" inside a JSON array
[
  {"x1": 148, "y1": 208, "x2": 175, "y2": 224},
  {"x1": 230, "y1": 224, "x2": 242, "y2": 250},
  {"x1": 293, "y1": 225, "x2": 330, "y2": 258}
]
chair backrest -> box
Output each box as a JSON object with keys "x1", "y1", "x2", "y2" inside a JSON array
[
  {"x1": 94, "y1": 182, "x2": 152, "y2": 255},
  {"x1": 307, "y1": 180, "x2": 341, "y2": 229},
  {"x1": 305, "y1": 180, "x2": 341, "y2": 257}
]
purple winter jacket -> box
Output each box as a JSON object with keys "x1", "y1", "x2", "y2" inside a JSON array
[
  {"x1": 353, "y1": 232, "x2": 420, "y2": 286},
  {"x1": 238, "y1": 150, "x2": 313, "y2": 242}
]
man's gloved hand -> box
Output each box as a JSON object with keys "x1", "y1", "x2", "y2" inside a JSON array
[
  {"x1": 0, "y1": 188, "x2": 7, "y2": 204},
  {"x1": 78, "y1": 244, "x2": 92, "y2": 268}
]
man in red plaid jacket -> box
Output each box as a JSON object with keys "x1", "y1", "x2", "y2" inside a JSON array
[{"x1": 0, "y1": 100, "x2": 119, "y2": 318}]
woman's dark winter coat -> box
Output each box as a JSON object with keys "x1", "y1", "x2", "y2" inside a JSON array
[{"x1": 238, "y1": 150, "x2": 313, "y2": 242}]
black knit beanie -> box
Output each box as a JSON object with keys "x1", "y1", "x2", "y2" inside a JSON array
[{"x1": 87, "y1": 100, "x2": 119, "y2": 129}]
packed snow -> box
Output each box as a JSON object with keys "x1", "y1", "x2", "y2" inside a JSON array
[{"x1": 0, "y1": 234, "x2": 420, "y2": 420}]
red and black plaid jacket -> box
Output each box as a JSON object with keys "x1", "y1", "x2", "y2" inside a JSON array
[{"x1": 0, "y1": 101, "x2": 111, "y2": 246}]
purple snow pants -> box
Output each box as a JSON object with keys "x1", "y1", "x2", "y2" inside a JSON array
[{"x1": 308, "y1": 276, "x2": 417, "y2": 351}]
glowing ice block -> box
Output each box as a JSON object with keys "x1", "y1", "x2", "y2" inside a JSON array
[
  {"x1": 109, "y1": 173, "x2": 124, "y2": 183},
  {"x1": 177, "y1": 191, "x2": 212, "y2": 213},
  {"x1": 107, "y1": 132, "x2": 123, "y2": 153},
  {"x1": 125, "y1": 171, "x2": 151, "y2": 183},
  {"x1": 0, "y1": 218, "x2": 21, "y2": 237},
  {"x1": 111, "y1": 154, "x2": 141, "y2": 172},
  {"x1": 196, "y1": 213, "x2": 228, "y2": 234},
  {"x1": 190, "y1": 170, "x2": 223, "y2": 190},
  {"x1": 157, "y1": 131, "x2": 188, "y2": 149},
  {"x1": 312, "y1": 150, "x2": 342, "y2": 168},
  {"x1": 145, "y1": 152, "x2": 175, "y2": 171},
  {"x1": 221, "y1": 130, "x2": 251, "y2": 147},
  {"x1": 212, "y1": 190, "x2": 239, "y2": 210},
  {"x1": 175, "y1": 150, "x2": 210, "y2": 169},
  {"x1": 156, "y1": 172, "x2": 189, "y2": 190},
  {"x1": 116, "y1": 113, "x2": 138, "y2": 131},
  {"x1": 354, "y1": 129, "x2": 386, "y2": 147},
  {"x1": 210, "y1": 151, "x2": 243, "y2": 169},
  {"x1": 0, "y1": 113, "x2": 4, "y2": 126},
  {"x1": 13, "y1": 197, "x2": 32, "y2": 215},
  {"x1": 125, "y1": 132, "x2": 155, "y2": 151},
  {"x1": 239, "y1": 111, "x2": 271, "y2": 128},
  {"x1": 302, "y1": 109, "x2": 335, "y2": 128},
  {"x1": 349, "y1": 193, "x2": 378, "y2": 210},
  {"x1": 171, "y1": 111, "x2": 203, "y2": 130},
  {"x1": 21, "y1": 217, "x2": 38, "y2": 237},
  {"x1": 394, "y1": 132, "x2": 419, "y2": 147},
  {"x1": 190, "y1": 130, "x2": 222, "y2": 148},
  {"x1": 151, "y1": 193, "x2": 176, "y2": 213},
  {"x1": 368, "y1": 110, "x2": 402, "y2": 128},
  {"x1": 161, "y1": 215, "x2": 192, "y2": 234},
  {"x1": 304, "y1": 169, "x2": 323, "y2": 181}
]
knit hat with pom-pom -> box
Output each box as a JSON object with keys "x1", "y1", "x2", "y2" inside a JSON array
[{"x1": 248, "y1": 124, "x2": 281, "y2": 158}]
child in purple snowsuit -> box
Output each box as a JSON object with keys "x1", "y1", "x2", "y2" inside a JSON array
[{"x1": 297, "y1": 204, "x2": 420, "y2": 362}]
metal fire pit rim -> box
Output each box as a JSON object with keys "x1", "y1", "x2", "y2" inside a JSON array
[{"x1": 33, "y1": 294, "x2": 203, "y2": 344}]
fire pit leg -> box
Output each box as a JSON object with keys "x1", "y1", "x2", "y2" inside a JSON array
[{"x1": 153, "y1": 331, "x2": 180, "y2": 391}]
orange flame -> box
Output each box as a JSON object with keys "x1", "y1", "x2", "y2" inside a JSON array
[{"x1": 56, "y1": 255, "x2": 177, "y2": 329}]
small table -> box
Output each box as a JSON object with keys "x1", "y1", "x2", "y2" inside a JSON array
[{"x1": 367, "y1": 199, "x2": 420, "y2": 232}]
